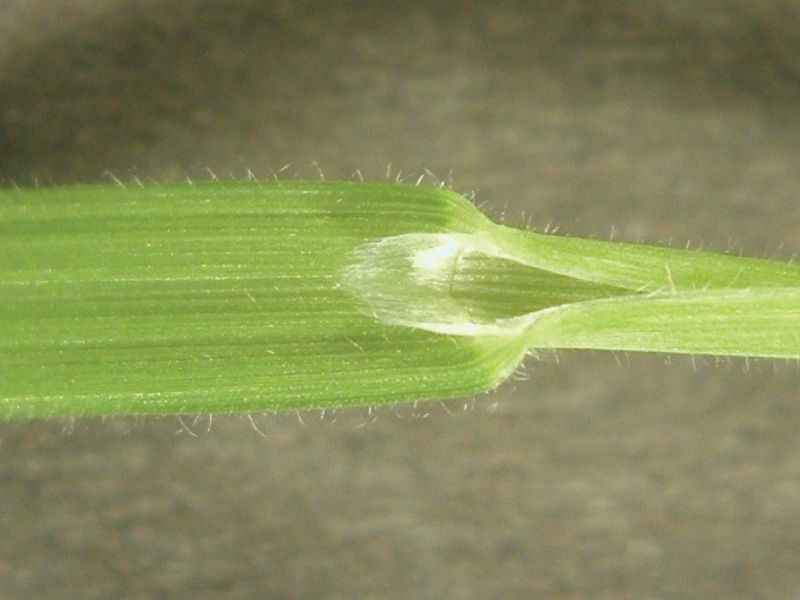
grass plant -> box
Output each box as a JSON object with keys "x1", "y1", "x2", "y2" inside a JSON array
[{"x1": 1, "y1": 180, "x2": 798, "y2": 417}]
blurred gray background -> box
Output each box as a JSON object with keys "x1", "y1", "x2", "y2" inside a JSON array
[{"x1": 2, "y1": 1, "x2": 800, "y2": 598}]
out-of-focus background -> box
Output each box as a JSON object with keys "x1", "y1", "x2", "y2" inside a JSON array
[{"x1": 2, "y1": 1, "x2": 800, "y2": 597}]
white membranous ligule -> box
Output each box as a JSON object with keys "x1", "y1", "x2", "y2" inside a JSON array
[{"x1": 340, "y1": 233, "x2": 541, "y2": 337}]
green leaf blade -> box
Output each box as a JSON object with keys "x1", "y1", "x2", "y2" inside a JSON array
[{"x1": 526, "y1": 287, "x2": 800, "y2": 358}]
